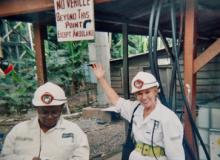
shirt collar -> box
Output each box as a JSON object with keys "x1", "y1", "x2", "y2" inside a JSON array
[
  {"x1": 138, "y1": 98, "x2": 163, "y2": 121},
  {"x1": 148, "y1": 98, "x2": 163, "y2": 121}
]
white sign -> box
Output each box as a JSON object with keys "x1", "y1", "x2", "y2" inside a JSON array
[{"x1": 54, "y1": 0, "x2": 95, "y2": 42}]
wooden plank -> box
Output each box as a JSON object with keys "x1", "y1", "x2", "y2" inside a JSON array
[
  {"x1": 111, "y1": 81, "x2": 122, "y2": 87},
  {"x1": 95, "y1": 0, "x2": 112, "y2": 3},
  {"x1": 0, "y1": 0, "x2": 53, "y2": 17},
  {"x1": 111, "y1": 66, "x2": 121, "y2": 70},
  {"x1": 177, "y1": 79, "x2": 220, "y2": 86},
  {"x1": 194, "y1": 39, "x2": 220, "y2": 73},
  {"x1": 176, "y1": 93, "x2": 220, "y2": 101},
  {"x1": 196, "y1": 97, "x2": 220, "y2": 103},
  {"x1": 110, "y1": 71, "x2": 121, "y2": 77},
  {"x1": 111, "y1": 77, "x2": 121, "y2": 81},
  {"x1": 196, "y1": 85, "x2": 220, "y2": 92},
  {"x1": 178, "y1": 70, "x2": 220, "y2": 79},
  {"x1": 111, "y1": 83, "x2": 122, "y2": 87},
  {"x1": 113, "y1": 85, "x2": 123, "y2": 89},
  {"x1": 0, "y1": 0, "x2": 112, "y2": 17},
  {"x1": 196, "y1": 63, "x2": 220, "y2": 71},
  {"x1": 179, "y1": 62, "x2": 220, "y2": 72},
  {"x1": 197, "y1": 71, "x2": 220, "y2": 79},
  {"x1": 196, "y1": 79, "x2": 220, "y2": 85},
  {"x1": 179, "y1": 54, "x2": 220, "y2": 64},
  {"x1": 33, "y1": 22, "x2": 47, "y2": 85},
  {"x1": 177, "y1": 85, "x2": 220, "y2": 93},
  {"x1": 176, "y1": 93, "x2": 219, "y2": 104}
]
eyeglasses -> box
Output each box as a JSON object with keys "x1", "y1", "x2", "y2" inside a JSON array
[{"x1": 38, "y1": 107, "x2": 62, "y2": 118}]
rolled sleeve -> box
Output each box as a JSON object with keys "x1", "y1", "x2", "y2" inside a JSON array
[
  {"x1": 1, "y1": 127, "x2": 16, "y2": 156},
  {"x1": 113, "y1": 98, "x2": 139, "y2": 122},
  {"x1": 1, "y1": 127, "x2": 33, "y2": 160}
]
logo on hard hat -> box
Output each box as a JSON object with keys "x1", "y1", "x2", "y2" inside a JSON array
[
  {"x1": 133, "y1": 79, "x2": 144, "y2": 89},
  {"x1": 41, "y1": 92, "x2": 54, "y2": 104}
]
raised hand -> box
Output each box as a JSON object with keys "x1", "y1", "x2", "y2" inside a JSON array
[
  {"x1": 90, "y1": 63, "x2": 119, "y2": 105},
  {"x1": 91, "y1": 64, "x2": 105, "y2": 80}
]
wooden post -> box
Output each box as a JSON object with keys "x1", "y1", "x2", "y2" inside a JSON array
[
  {"x1": 183, "y1": 0, "x2": 198, "y2": 159},
  {"x1": 33, "y1": 22, "x2": 47, "y2": 85},
  {"x1": 88, "y1": 32, "x2": 111, "y2": 107}
]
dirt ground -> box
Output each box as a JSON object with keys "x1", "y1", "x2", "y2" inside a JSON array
[{"x1": 75, "y1": 118, "x2": 125, "y2": 159}]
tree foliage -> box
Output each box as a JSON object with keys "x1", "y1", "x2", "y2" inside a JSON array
[
  {"x1": 111, "y1": 33, "x2": 148, "y2": 59},
  {"x1": 46, "y1": 26, "x2": 89, "y2": 93},
  {"x1": 0, "y1": 21, "x2": 148, "y2": 114},
  {"x1": 0, "y1": 20, "x2": 37, "y2": 113},
  {"x1": 0, "y1": 23, "x2": 89, "y2": 114}
]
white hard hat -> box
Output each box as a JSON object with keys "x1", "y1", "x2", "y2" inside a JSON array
[
  {"x1": 32, "y1": 82, "x2": 67, "y2": 107},
  {"x1": 131, "y1": 71, "x2": 159, "y2": 93}
]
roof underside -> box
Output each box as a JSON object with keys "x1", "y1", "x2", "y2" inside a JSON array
[{"x1": 1, "y1": 0, "x2": 220, "y2": 39}]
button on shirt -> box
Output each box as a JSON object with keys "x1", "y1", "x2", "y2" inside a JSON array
[
  {"x1": 1, "y1": 117, "x2": 89, "y2": 160},
  {"x1": 113, "y1": 98, "x2": 185, "y2": 160}
]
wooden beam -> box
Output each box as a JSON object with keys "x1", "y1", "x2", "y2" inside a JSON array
[
  {"x1": 0, "y1": 0, "x2": 112, "y2": 17},
  {"x1": 0, "y1": 0, "x2": 54, "y2": 17},
  {"x1": 194, "y1": 38, "x2": 220, "y2": 73},
  {"x1": 95, "y1": 0, "x2": 112, "y2": 3},
  {"x1": 33, "y1": 22, "x2": 47, "y2": 85},
  {"x1": 183, "y1": 0, "x2": 198, "y2": 159}
]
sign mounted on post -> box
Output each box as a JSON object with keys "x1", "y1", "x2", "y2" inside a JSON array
[{"x1": 54, "y1": 0, "x2": 95, "y2": 42}]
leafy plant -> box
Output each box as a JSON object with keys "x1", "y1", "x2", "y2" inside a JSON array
[
  {"x1": 0, "y1": 58, "x2": 37, "y2": 113},
  {"x1": 111, "y1": 33, "x2": 148, "y2": 58},
  {"x1": 0, "y1": 21, "x2": 37, "y2": 113},
  {"x1": 0, "y1": 23, "x2": 90, "y2": 114},
  {"x1": 45, "y1": 26, "x2": 89, "y2": 94}
]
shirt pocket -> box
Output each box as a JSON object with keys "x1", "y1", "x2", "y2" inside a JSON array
[
  {"x1": 58, "y1": 132, "x2": 75, "y2": 152},
  {"x1": 56, "y1": 137, "x2": 75, "y2": 159},
  {"x1": 14, "y1": 136, "x2": 36, "y2": 154}
]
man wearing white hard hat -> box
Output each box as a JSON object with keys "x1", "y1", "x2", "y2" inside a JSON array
[
  {"x1": 1, "y1": 82, "x2": 89, "y2": 160},
  {"x1": 91, "y1": 64, "x2": 184, "y2": 160}
]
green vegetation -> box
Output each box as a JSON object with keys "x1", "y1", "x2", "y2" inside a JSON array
[
  {"x1": 46, "y1": 26, "x2": 89, "y2": 93},
  {"x1": 111, "y1": 33, "x2": 148, "y2": 58},
  {"x1": 0, "y1": 22, "x2": 89, "y2": 114},
  {"x1": 0, "y1": 20, "x2": 37, "y2": 113},
  {"x1": 0, "y1": 21, "x2": 149, "y2": 114}
]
